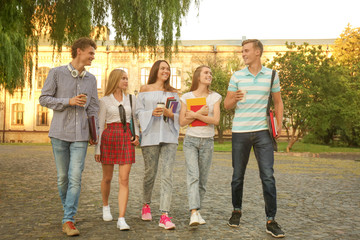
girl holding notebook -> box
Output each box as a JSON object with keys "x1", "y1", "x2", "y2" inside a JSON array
[
  {"x1": 179, "y1": 65, "x2": 221, "y2": 226},
  {"x1": 95, "y1": 69, "x2": 140, "y2": 230},
  {"x1": 136, "y1": 60, "x2": 180, "y2": 230}
]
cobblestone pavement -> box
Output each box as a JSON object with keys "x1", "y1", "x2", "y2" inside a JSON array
[{"x1": 1, "y1": 145, "x2": 359, "y2": 240}]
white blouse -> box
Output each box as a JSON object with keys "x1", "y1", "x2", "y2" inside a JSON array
[{"x1": 95, "y1": 93, "x2": 139, "y2": 155}]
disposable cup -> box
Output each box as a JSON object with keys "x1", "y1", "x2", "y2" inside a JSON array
[
  {"x1": 239, "y1": 89, "x2": 246, "y2": 103},
  {"x1": 156, "y1": 102, "x2": 165, "y2": 109}
]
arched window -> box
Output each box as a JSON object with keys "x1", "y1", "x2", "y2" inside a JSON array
[
  {"x1": 12, "y1": 103, "x2": 24, "y2": 125},
  {"x1": 88, "y1": 67, "x2": 102, "y2": 89},
  {"x1": 170, "y1": 68, "x2": 182, "y2": 89},
  {"x1": 37, "y1": 104, "x2": 48, "y2": 126},
  {"x1": 140, "y1": 67, "x2": 150, "y2": 85},
  {"x1": 37, "y1": 67, "x2": 50, "y2": 89}
]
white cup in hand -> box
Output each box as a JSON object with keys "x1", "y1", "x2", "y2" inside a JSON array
[
  {"x1": 239, "y1": 89, "x2": 247, "y2": 103},
  {"x1": 156, "y1": 102, "x2": 165, "y2": 116}
]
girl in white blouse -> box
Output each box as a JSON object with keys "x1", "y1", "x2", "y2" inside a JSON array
[{"x1": 95, "y1": 69, "x2": 139, "y2": 230}]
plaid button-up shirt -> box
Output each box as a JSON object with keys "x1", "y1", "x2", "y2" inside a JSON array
[{"x1": 39, "y1": 65, "x2": 99, "y2": 142}]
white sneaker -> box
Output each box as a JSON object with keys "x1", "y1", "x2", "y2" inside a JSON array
[
  {"x1": 102, "y1": 205, "x2": 113, "y2": 221},
  {"x1": 189, "y1": 212, "x2": 200, "y2": 226},
  {"x1": 197, "y1": 212, "x2": 206, "y2": 225},
  {"x1": 117, "y1": 218, "x2": 130, "y2": 231}
]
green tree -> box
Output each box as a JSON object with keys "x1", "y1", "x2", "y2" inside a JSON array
[
  {"x1": 333, "y1": 24, "x2": 360, "y2": 78},
  {"x1": 332, "y1": 24, "x2": 360, "y2": 146},
  {"x1": 267, "y1": 42, "x2": 351, "y2": 151},
  {"x1": 185, "y1": 55, "x2": 243, "y2": 143},
  {"x1": 0, "y1": 0, "x2": 28, "y2": 93},
  {"x1": 0, "y1": 0, "x2": 200, "y2": 93}
]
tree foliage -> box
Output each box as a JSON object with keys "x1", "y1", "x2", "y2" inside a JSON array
[
  {"x1": 267, "y1": 41, "x2": 360, "y2": 151},
  {"x1": 333, "y1": 24, "x2": 360, "y2": 78},
  {"x1": 267, "y1": 43, "x2": 312, "y2": 151},
  {"x1": 332, "y1": 24, "x2": 360, "y2": 146},
  {"x1": 0, "y1": 0, "x2": 28, "y2": 93},
  {"x1": 0, "y1": 0, "x2": 200, "y2": 93},
  {"x1": 185, "y1": 55, "x2": 243, "y2": 143}
]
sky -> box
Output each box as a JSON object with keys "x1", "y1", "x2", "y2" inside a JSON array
[{"x1": 178, "y1": 0, "x2": 360, "y2": 40}]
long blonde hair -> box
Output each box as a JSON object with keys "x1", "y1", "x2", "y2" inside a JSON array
[
  {"x1": 189, "y1": 65, "x2": 211, "y2": 92},
  {"x1": 104, "y1": 69, "x2": 128, "y2": 96}
]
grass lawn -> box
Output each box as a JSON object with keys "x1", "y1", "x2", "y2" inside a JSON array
[{"x1": 177, "y1": 140, "x2": 360, "y2": 153}]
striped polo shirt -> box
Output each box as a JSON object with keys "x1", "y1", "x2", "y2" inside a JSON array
[{"x1": 228, "y1": 66, "x2": 280, "y2": 133}]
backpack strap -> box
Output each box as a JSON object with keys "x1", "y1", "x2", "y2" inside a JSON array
[
  {"x1": 266, "y1": 70, "x2": 276, "y2": 115},
  {"x1": 129, "y1": 94, "x2": 135, "y2": 140}
]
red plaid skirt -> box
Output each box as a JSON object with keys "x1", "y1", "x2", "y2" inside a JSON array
[{"x1": 100, "y1": 122, "x2": 135, "y2": 165}]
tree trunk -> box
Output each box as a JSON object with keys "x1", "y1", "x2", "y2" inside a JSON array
[
  {"x1": 286, "y1": 138, "x2": 297, "y2": 153},
  {"x1": 286, "y1": 127, "x2": 300, "y2": 152},
  {"x1": 217, "y1": 129, "x2": 224, "y2": 144}
]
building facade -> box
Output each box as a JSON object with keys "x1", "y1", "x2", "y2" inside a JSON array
[{"x1": 0, "y1": 38, "x2": 334, "y2": 143}]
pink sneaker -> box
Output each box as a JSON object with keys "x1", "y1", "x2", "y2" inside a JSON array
[
  {"x1": 141, "y1": 204, "x2": 152, "y2": 221},
  {"x1": 159, "y1": 214, "x2": 176, "y2": 230}
]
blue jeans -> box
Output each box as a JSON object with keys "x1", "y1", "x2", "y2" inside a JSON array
[
  {"x1": 51, "y1": 138, "x2": 88, "y2": 224},
  {"x1": 231, "y1": 130, "x2": 277, "y2": 219},
  {"x1": 183, "y1": 135, "x2": 214, "y2": 211},
  {"x1": 141, "y1": 143, "x2": 177, "y2": 213}
]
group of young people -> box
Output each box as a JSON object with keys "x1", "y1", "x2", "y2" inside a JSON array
[
  {"x1": 94, "y1": 59, "x2": 221, "y2": 231},
  {"x1": 40, "y1": 37, "x2": 285, "y2": 238}
]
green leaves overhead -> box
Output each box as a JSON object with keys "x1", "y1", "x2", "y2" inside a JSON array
[
  {"x1": 108, "y1": 0, "x2": 196, "y2": 58},
  {"x1": 0, "y1": 0, "x2": 199, "y2": 92},
  {"x1": 0, "y1": 0, "x2": 27, "y2": 93}
]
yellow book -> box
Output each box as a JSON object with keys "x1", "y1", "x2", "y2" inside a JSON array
[
  {"x1": 186, "y1": 97, "x2": 206, "y2": 110},
  {"x1": 186, "y1": 97, "x2": 207, "y2": 127}
]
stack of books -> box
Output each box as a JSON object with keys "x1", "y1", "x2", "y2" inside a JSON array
[
  {"x1": 163, "y1": 97, "x2": 179, "y2": 122},
  {"x1": 186, "y1": 97, "x2": 207, "y2": 127}
]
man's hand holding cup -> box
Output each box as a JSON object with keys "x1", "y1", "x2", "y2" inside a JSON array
[
  {"x1": 69, "y1": 93, "x2": 87, "y2": 107},
  {"x1": 235, "y1": 89, "x2": 246, "y2": 103}
]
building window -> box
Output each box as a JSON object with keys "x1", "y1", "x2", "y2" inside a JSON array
[
  {"x1": 12, "y1": 103, "x2": 24, "y2": 125},
  {"x1": 140, "y1": 67, "x2": 150, "y2": 85},
  {"x1": 37, "y1": 105, "x2": 48, "y2": 126},
  {"x1": 37, "y1": 67, "x2": 50, "y2": 89},
  {"x1": 88, "y1": 67, "x2": 102, "y2": 89},
  {"x1": 170, "y1": 68, "x2": 182, "y2": 89}
]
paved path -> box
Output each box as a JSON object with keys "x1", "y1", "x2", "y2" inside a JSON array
[{"x1": 0, "y1": 145, "x2": 359, "y2": 239}]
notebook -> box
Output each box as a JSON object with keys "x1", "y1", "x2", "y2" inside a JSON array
[{"x1": 186, "y1": 97, "x2": 207, "y2": 127}]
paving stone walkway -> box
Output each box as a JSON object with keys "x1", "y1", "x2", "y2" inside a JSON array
[{"x1": 0, "y1": 145, "x2": 359, "y2": 239}]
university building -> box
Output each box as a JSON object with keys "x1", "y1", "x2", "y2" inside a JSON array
[{"x1": 0, "y1": 38, "x2": 334, "y2": 143}]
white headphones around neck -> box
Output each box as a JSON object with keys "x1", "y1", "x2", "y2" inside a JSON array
[{"x1": 67, "y1": 64, "x2": 86, "y2": 78}]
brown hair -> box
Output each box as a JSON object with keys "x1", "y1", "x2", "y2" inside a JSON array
[
  {"x1": 104, "y1": 69, "x2": 128, "y2": 96},
  {"x1": 147, "y1": 60, "x2": 176, "y2": 92},
  {"x1": 242, "y1": 39, "x2": 263, "y2": 56},
  {"x1": 190, "y1": 65, "x2": 211, "y2": 92},
  {"x1": 71, "y1": 37, "x2": 97, "y2": 59}
]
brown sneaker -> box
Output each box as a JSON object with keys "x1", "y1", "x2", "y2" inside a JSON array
[{"x1": 62, "y1": 221, "x2": 80, "y2": 236}]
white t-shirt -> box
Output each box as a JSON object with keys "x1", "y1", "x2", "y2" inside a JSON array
[{"x1": 180, "y1": 91, "x2": 222, "y2": 138}]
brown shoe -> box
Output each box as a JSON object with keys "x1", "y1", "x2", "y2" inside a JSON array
[{"x1": 62, "y1": 221, "x2": 80, "y2": 236}]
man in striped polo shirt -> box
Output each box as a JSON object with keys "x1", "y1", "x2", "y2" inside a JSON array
[{"x1": 224, "y1": 39, "x2": 285, "y2": 238}]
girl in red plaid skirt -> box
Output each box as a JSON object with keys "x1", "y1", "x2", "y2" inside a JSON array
[{"x1": 95, "y1": 69, "x2": 139, "y2": 230}]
